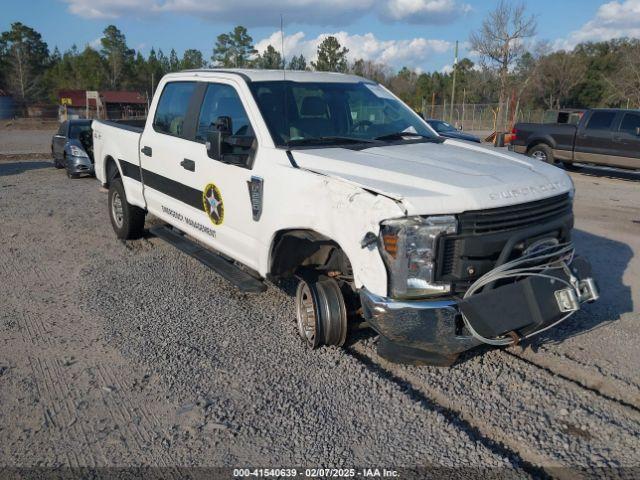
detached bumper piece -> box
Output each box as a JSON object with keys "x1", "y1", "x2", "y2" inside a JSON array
[
  {"x1": 457, "y1": 258, "x2": 598, "y2": 340},
  {"x1": 359, "y1": 258, "x2": 598, "y2": 366}
]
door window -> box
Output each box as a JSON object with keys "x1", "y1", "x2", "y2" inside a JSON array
[
  {"x1": 619, "y1": 113, "x2": 640, "y2": 135},
  {"x1": 196, "y1": 84, "x2": 253, "y2": 143},
  {"x1": 585, "y1": 111, "x2": 616, "y2": 131},
  {"x1": 153, "y1": 81, "x2": 197, "y2": 137}
]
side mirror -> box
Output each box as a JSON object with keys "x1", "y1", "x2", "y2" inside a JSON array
[{"x1": 206, "y1": 131, "x2": 223, "y2": 160}]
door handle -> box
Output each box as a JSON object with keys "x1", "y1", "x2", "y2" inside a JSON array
[
  {"x1": 141, "y1": 146, "x2": 153, "y2": 157},
  {"x1": 180, "y1": 158, "x2": 195, "y2": 171}
]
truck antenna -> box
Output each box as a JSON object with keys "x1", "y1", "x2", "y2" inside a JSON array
[{"x1": 280, "y1": 14, "x2": 285, "y2": 73}]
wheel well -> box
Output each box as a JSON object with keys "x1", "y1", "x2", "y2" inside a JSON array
[
  {"x1": 269, "y1": 230, "x2": 352, "y2": 280},
  {"x1": 104, "y1": 156, "x2": 120, "y2": 185}
]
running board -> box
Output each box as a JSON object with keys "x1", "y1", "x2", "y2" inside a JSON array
[{"x1": 149, "y1": 225, "x2": 267, "y2": 294}]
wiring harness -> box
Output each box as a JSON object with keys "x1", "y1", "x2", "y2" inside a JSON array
[{"x1": 460, "y1": 241, "x2": 583, "y2": 346}]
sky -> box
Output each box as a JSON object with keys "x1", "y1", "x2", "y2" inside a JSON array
[{"x1": 3, "y1": 0, "x2": 640, "y2": 72}]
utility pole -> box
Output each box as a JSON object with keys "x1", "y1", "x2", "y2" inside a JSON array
[{"x1": 450, "y1": 40, "x2": 458, "y2": 124}]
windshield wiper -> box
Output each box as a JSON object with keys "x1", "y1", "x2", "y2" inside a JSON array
[
  {"x1": 286, "y1": 136, "x2": 378, "y2": 147},
  {"x1": 374, "y1": 132, "x2": 442, "y2": 142}
]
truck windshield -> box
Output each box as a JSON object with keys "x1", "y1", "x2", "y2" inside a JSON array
[{"x1": 249, "y1": 81, "x2": 436, "y2": 147}]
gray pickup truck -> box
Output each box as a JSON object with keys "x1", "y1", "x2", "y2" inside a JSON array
[{"x1": 510, "y1": 108, "x2": 640, "y2": 171}]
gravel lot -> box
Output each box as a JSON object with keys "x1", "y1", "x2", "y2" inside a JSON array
[{"x1": 1, "y1": 142, "x2": 639, "y2": 477}]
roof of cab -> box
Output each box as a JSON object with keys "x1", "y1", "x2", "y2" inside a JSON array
[{"x1": 172, "y1": 68, "x2": 370, "y2": 84}]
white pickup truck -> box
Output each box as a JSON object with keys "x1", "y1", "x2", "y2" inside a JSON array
[{"x1": 92, "y1": 69, "x2": 598, "y2": 365}]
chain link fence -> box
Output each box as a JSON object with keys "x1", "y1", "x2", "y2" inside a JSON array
[
  {"x1": 1, "y1": 102, "x2": 148, "y2": 123},
  {"x1": 423, "y1": 103, "x2": 547, "y2": 133}
]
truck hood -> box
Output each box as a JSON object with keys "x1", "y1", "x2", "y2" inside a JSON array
[{"x1": 291, "y1": 139, "x2": 573, "y2": 215}]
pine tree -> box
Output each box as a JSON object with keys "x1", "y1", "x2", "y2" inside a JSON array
[
  {"x1": 288, "y1": 54, "x2": 307, "y2": 71},
  {"x1": 311, "y1": 36, "x2": 348, "y2": 72},
  {"x1": 211, "y1": 26, "x2": 257, "y2": 68},
  {"x1": 181, "y1": 49, "x2": 206, "y2": 69},
  {"x1": 100, "y1": 25, "x2": 134, "y2": 89},
  {"x1": 0, "y1": 22, "x2": 50, "y2": 101},
  {"x1": 255, "y1": 45, "x2": 283, "y2": 69}
]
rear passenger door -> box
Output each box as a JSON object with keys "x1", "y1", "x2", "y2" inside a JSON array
[
  {"x1": 611, "y1": 112, "x2": 640, "y2": 169},
  {"x1": 574, "y1": 111, "x2": 619, "y2": 166},
  {"x1": 138, "y1": 80, "x2": 202, "y2": 234}
]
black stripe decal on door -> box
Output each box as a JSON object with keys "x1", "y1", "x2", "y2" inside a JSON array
[
  {"x1": 118, "y1": 158, "x2": 202, "y2": 211},
  {"x1": 118, "y1": 158, "x2": 141, "y2": 181}
]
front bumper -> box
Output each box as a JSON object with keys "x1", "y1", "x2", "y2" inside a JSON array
[
  {"x1": 67, "y1": 156, "x2": 94, "y2": 175},
  {"x1": 360, "y1": 291, "x2": 481, "y2": 360},
  {"x1": 359, "y1": 258, "x2": 598, "y2": 365}
]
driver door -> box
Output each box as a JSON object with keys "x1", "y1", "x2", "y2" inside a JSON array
[{"x1": 176, "y1": 81, "x2": 262, "y2": 270}]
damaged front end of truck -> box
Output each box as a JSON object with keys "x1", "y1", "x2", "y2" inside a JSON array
[{"x1": 359, "y1": 192, "x2": 599, "y2": 366}]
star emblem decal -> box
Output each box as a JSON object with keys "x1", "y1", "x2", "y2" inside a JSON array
[{"x1": 202, "y1": 183, "x2": 224, "y2": 225}]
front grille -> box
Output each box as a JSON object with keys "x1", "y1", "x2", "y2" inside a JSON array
[
  {"x1": 458, "y1": 193, "x2": 572, "y2": 235},
  {"x1": 437, "y1": 193, "x2": 573, "y2": 289}
]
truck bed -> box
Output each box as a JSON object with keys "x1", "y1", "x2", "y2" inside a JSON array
[
  {"x1": 95, "y1": 119, "x2": 145, "y2": 133},
  {"x1": 92, "y1": 119, "x2": 143, "y2": 192},
  {"x1": 512, "y1": 122, "x2": 577, "y2": 155}
]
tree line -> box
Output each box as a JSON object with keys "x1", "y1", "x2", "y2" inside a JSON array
[{"x1": 1, "y1": 1, "x2": 639, "y2": 118}]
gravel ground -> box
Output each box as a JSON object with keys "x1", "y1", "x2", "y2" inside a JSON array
[{"x1": 0, "y1": 154, "x2": 639, "y2": 477}]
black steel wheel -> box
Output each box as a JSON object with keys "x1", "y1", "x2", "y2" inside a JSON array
[
  {"x1": 528, "y1": 144, "x2": 554, "y2": 164},
  {"x1": 295, "y1": 275, "x2": 348, "y2": 349}
]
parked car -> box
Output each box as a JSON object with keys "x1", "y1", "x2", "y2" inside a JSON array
[
  {"x1": 51, "y1": 119, "x2": 94, "y2": 178},
  {"x1": 92, "y1": 69, "x2": 597, "y2": 366},
  {"x1": 425, "y1": 119, "x2": 481, "y2": 143},
  {"x1": 510, "y1": 108, "x2": 640, "y2": 171}
]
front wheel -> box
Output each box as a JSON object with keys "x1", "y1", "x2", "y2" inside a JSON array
[
  {"x1": 296, "y1": 275, "x2": 348, "y2": 349},
  {"x1": 52, "y1": 152, "x2": 63, "y2": 169},
  {"x1": 528, "y1": 144, "x2": 554, "y2": 164},
  {"x1": 108, "y1": 177, "x2": 146, "y2": 239}
]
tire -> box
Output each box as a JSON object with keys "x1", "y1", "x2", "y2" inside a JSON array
[
  {"x1": 66, "y1": 169, "x2": 78, "y2": 179},
  {"x1": 53, "y1": 153, "x2": 63, "y2": 169},
  {"x1": 295, "y1": 275, "x2": 348, "y2": 349},
  {"x1": 108, "y1": 177, "x2": 146, "y2": 239},
  {"x1": 528, "y1": 144, "x2": 554, "y2": 164}
]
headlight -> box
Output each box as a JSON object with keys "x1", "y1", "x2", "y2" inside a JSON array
[
  {"x1": 379, "y1": 215, "x2": 457, "y2": 299},
  {"x1": 69, "y1": 145, "x2": 88, "y2": 158}
]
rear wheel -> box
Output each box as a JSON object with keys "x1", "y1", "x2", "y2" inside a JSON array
[
  {"x1": 296, "y1": 275, "x2": 348, "y2": 349},
  {"x1": 528, "y1": 144, "x2": 554, "y2": 164},
  {"x1": 108, "y1": 177, "x2": 146, "y2": 239}
]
